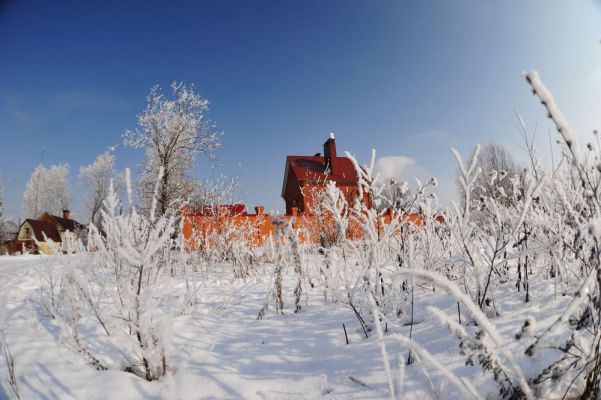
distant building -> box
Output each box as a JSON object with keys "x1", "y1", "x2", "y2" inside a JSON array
[
  {"x1": 282, "y1": 134, "x2": 370, "y2": 214},
  {"x1": 182, "y1": 134, "x2": 371, "y2": 248},
  {"x1": 181, "y1": 134, "x2": 443, "y2": 250},
  {"x1": 7, "y1": 210, "x2": 83, "y2": 255}
]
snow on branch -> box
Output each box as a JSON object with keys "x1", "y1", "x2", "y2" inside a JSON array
[
  {"x1": 390, "y1": 268, "x2": 534, "y2": 399},
  {"x1": 382, "y1": 333, "x2": 481, "y2": 400},
  {"x1": 524, "y1": 70, "x2": 582, "y2": 166}
]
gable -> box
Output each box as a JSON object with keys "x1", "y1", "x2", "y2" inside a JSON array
[{"x1": 17, "y1": 221, "x2": 35, "y2": 241}]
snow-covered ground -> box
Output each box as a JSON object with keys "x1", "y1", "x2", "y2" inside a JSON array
[{"x1": 0, "y1": 254, "x2": 572, "y2": 399}]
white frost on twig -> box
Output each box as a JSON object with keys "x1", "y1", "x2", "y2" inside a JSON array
[{"x1": 524, "y1": 70, "x2": 582, "y2": 166}]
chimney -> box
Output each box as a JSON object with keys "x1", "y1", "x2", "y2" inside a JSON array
[
  {"x1": 254, "y1": 206, "x2": 264, "y2": 216},
  {"x1": 62, "y1": 209, "x2": 70, "y2": 220},
  {"x1": 323, "y1": 131, "x2": 339, "y2": 175}
]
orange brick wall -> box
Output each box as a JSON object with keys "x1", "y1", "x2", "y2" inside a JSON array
[{"x1": 181, "y1": 205, "x2": 439, "y2": 250}]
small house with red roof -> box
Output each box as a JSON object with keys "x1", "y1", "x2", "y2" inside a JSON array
[{"x1": 8, "y1": 210, "x2": 83, "y2": 255}]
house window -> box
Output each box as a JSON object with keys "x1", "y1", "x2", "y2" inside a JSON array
[{"x1": 25, "y1": 227, "x2": 31, "y2": 238}]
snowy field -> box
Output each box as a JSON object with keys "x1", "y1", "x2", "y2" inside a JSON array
[
  {"x1": 2, "y1": 73, "x2": 600, "y2": 399},
  {"x1": 0, "y1": 253, "x2": 574, "y2": 399}
]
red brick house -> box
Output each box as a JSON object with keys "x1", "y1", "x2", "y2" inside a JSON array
[
  {"x1": 181, "y1": 134, "x2": 444, "y2": 249},
  {"x1": 282, "y1": 133, "x2": 370, "y2": 215},
  {"x1": 182, "y1": 134, "x2": 371, "y2": 248}
]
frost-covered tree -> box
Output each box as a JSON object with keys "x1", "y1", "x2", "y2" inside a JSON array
[
  {"x1": 79, "y1": 151, "x2": 120, "y2": 227},
  {"x1": 48, "y1": 164, "x2": 71, "y2": 213},
  {"x1": 194, "y1": 175, "x2": 239, "y2": 207},
  {"x1": 123, "y1": 82, "x2": 222, "y2": 216},
  {"x1": 466, "y1": 142, "x2": 518, "y2": 204},
  {"x1": 22, "y1": 164, "x2": 71, "y2": 218},
  {"x1": 0, "y1": 176, "x2": 6, "y2": 243},
  {"x1": 22, "y1": 165, "x2": 46, "y2": 218},
  {"x1": 378, "y1": 178, "x2": 411, "y2": 212}
]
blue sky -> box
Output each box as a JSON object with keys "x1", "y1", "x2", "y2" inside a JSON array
[{"x1": 1, "y1": 0, "x2": 600, "y2": 221}]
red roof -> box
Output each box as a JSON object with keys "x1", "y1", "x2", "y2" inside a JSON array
[
  {"x1": 16, "y1": 212, "x2": 83, "y2": 244},
  {"x1": 22, "y1": 219, "x2": 62, "y2": 242},
  {"x1": 286, "y1": 155, "x2": 359, "y2": 183},
  {"x1": 47, "y1": 214, "x2": 82, "y2": 231}
]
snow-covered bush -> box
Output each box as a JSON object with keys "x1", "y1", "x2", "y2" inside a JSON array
[
  {"x1": 189, "y1": 207, "x2": 267, "y2": 278},
  {"x1": 86, "y1": 170, "x2": 174, "y2": 380},
  {"x1": 41, "y1": 169, "x2": 177, "y2": 381},
  {"x1": 257, "y1": 216, "x2": 309, "y2": 318},
  {"x1": 347, "y1": 69, "x2": 601, "y2": 399},
  {"x1": 514, "y1": 70, "x2": 601, "y2": 399},
  {"x1": 0, "y1": 291, "x2": 20, "y2": 399}
]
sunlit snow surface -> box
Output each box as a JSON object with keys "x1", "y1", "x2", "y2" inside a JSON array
[{"x1": 0, "y1": 254, "x2": 570, "y2": 399}]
